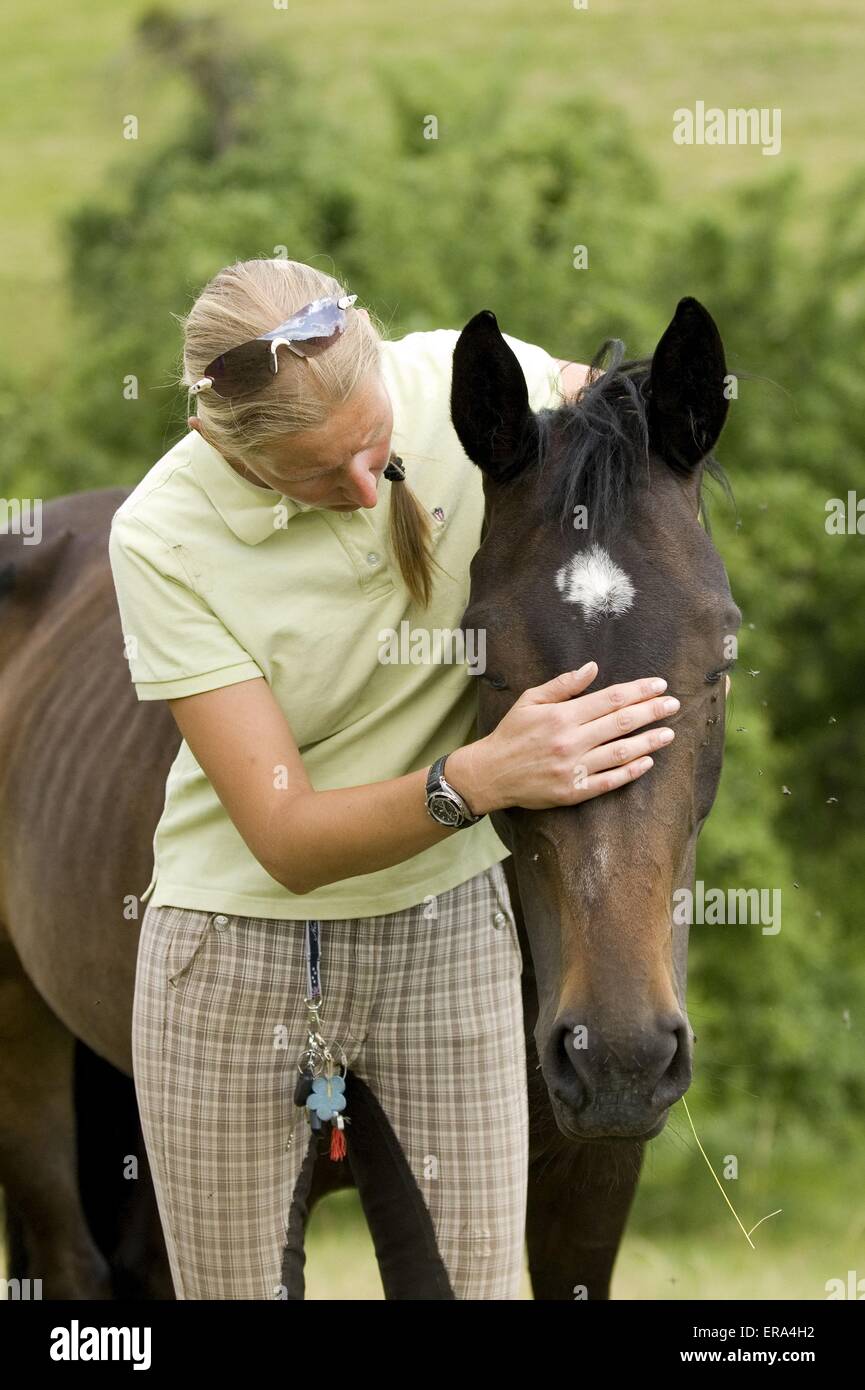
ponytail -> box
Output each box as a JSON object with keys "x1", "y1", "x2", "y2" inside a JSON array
[{"x1": 385, "y1": 454, "x2": 436, "y2": 609}]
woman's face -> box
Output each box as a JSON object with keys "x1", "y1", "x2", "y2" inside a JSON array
[{"x1": 191, "y1": 373, "x2": 394, "y2": 512}]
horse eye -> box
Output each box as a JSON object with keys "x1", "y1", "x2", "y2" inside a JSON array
[
  {"x1": 466, "y1": 658, "x2": 508, "y2": 689},
  {"x1": 706, "y1": 660, "x2": 736, "y2": 685}
]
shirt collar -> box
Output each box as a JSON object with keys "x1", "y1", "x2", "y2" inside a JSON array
[{"x1": 187, "y1": 429, "x2": 316, "y2": 544}]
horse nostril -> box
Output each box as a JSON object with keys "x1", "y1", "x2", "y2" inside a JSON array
[
  {"x1": 551, "y1": 1021, "x2": 589, "y2": 1106},
  {"x1": 651, "y1": 1019, "x2": 692, "y2": 1108}
]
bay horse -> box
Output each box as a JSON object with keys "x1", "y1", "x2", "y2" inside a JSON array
[{"x1": 0, "y1": 295, "x2": 738, "y2": 1299}]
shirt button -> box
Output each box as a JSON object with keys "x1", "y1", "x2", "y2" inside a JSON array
[
  {"x1": 366, "y1": 552, "x2": 380, "y2": 566},
  {"x1": 342, "y1": 512, "x2": 353, "y2": 522},
  {"x1": 212, "y1": 914, "x2": 231, "y2": 930},
  {"x1": 493, "y1": 911, "x2": 507, "y2": 929}
]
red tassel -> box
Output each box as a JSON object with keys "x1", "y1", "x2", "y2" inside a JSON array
[{"x1": 329, "y1": 1123, "x2": 346, "y2": 1161}]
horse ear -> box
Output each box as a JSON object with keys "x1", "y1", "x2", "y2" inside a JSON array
[
  {"x1": 647, "y1": 297, "x2": 729, "y2": 472},
  {"x1": 451, "y1": 310, "x2": 540, "y2": 482}
]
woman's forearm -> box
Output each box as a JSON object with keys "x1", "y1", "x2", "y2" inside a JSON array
[{"x1": 265, "y1": 762, "x2": 472, "y2": 894}]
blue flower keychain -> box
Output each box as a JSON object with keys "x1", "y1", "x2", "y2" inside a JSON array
[{"x1": 293, "y1": 920, "x2": 350, "y2": 1161}]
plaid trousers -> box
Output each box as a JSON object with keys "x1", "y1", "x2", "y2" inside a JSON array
[{"x1": 131, "y1": 858, "x2": 528, "y2": 1300}]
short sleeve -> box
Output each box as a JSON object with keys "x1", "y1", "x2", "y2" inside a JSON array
[
  {"x1": 108, "y1": 513, "x2": 264, "y2": 701},
  {"x1": 499, "y1": 333, "x2": 564, "y2": 413}
]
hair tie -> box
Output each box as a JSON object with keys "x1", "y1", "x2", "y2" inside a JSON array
[{"x1": 384, "y1": 453, "x2": 406, "y2": 482}]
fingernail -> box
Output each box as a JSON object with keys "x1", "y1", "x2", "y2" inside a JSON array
[
  {"x1": 640, "y1": 757, "x2": 654, "y2": 770},
  {"x1": 658, "y1": 728, "x2": 675, "y2": 744},
  {"x1": 649, "y1": 678, "x2": 667, "y2": 693},
  {"x1": 662, "y1": 696, "x2": 680, "y2": 713},
  {"x1": 574, "y1": 661, "x2": 596, "y2": 676}
]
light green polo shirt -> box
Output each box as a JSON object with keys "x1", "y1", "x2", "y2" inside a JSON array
[{"x1": 108, "y1": 328, "x2": 563, "y2": 918}]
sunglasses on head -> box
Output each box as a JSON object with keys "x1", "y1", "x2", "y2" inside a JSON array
[{"x1": 188, "y1": 293, "x2": 358, "y2": 400}]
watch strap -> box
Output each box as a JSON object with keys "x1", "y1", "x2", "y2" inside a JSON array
[{"x1": 428, "y1": 754, "x2": 448, "y2": 789}]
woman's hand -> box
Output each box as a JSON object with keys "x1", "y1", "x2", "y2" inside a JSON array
[
  {"x1": 445, "y1": 662, "x2": 678, "y2": 814},
  {"x1": 555, "y1": 359, "x2": 593, "y2": 398}
]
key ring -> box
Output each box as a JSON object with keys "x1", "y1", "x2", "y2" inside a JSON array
[{"x1": 296, "y1": 1047, "x2": 326, "y2": 1079}]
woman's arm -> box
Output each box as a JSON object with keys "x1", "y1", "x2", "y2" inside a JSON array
[
  {"x1": 169, "y1": 677, "x2": 454, "y2": 895},
  {"x1": 168, "y1": 663, "x2": 677, "y2": 895}
]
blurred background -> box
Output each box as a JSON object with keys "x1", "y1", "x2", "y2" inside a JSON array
[{"x1": 2, "y1": 0, "x2": 863, "y2": 1298}]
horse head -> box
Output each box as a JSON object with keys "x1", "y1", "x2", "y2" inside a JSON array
[{"x1": 451, "y1": 297, "x2": 741, "y2": 1141}]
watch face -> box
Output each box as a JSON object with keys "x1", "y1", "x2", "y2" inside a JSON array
[{"x1": 428, "y1": 793, "x2": 462, "y2": 826}]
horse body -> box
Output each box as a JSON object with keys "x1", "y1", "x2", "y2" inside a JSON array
[
  {"x1": 0, "y1": 494, "x2": 176, "y2": 1295},
  {"x1": 0, "y1": 297, "x2": 737, "y2": 1299},
  {"x1": 0, "y1": 492, "x2": 176, "y2": 1066}
]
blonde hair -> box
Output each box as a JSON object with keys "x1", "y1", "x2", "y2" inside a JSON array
[{"x1": 176, "y1": 258, "x2": 435, "y2": 607}]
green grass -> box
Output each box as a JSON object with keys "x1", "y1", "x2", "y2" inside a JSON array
[{"x1": 2, "y1": 0, "x2": 864, "y2": 375}]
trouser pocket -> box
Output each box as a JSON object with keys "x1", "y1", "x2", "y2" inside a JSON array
[{"x1": 164, "y1": 907, "x2": 222, "y2": 989}]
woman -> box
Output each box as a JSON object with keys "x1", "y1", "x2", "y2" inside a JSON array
[{"x1": 108, "y1": 257, "x2": 679, "y2": 1300}]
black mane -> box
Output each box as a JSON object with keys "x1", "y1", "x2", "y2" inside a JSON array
[{"x1": 536, "y1": 338, "x2": 731, "y2": 540}]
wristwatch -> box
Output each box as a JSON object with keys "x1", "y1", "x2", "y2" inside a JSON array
[{"x1": 425, "y1": 754, "x2": 484, "y2": 829}]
